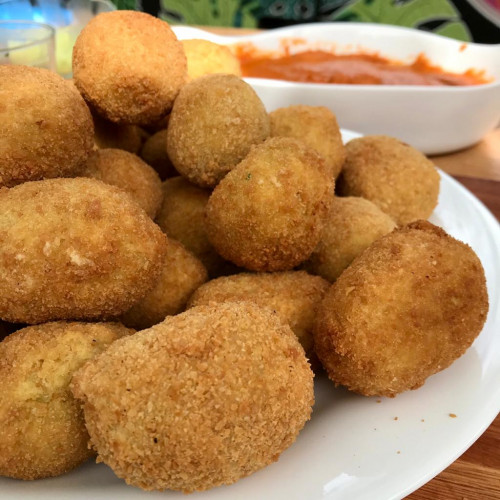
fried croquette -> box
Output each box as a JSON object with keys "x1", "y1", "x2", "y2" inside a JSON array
[
  {"x1": 139, "y1": 129, "x2": 177, "y2": 180},
  {"x1": 121, "y1": 239, "x2": 208, "y2": 330},
  {"x1": 338, "y1": 135, "x2": 440, "y2": 225},
  {"x1": 0, "y1": 66, "x2": 94, "y2": 188},
  {"x1": 71, "y1": 302, "x2": 314, "y2": 492},
  {"x1": 305, "y1": 196, "x2": 396, "y2": 282},
  {"x1": 270, "y1": 105, "x2": 345, "y2": 178},
  {"x1": 0, "y1": 178, "x2": 167, "y2": 324},
  {"x1": 83, "y1": 149, "x2": 163, "y2": 218},
  {"x1": 93, "y1": 112, "x2": 148, "y2": 154},
  {"x1": 155, "y1": 177, "x2": 229, "y2": 276},
  {"x1": 206, "y1": 137, "x2": 335, "y2": 271},
  {"x1": 188, "y1": 271, "x2": 329, "y2": 361},
  {"x1": 314, "y1": 220, "x2": 488, "y2": 397},
  {"x1": 73, "y1": 11, "x2": 187, "y2": 126},
  {"x1": 166, "y1": 74, "x2": 270, "y2": 188},
  {"x1": 182, "y1": 39, "x2": 242, "y2": 81},
  {"x1": 0, "y1": 321, "x2": 132, "y2": 480}
]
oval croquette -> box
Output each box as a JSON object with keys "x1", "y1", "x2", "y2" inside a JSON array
[{"x1": 71, "y1": 302, "x2": 314, "y2": 492}]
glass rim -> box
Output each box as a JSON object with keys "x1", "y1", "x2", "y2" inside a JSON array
[{"x1": 0, "y1": 20, "x2": 55, "y2": 53}]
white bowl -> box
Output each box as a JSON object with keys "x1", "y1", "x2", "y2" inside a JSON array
[{"x1": 173, "y1": 23, "x2": 500, "y2": 155}]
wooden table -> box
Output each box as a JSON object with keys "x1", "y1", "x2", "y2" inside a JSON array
[{"x1": 203, "y1": 26, "x2": 500, "y2": 497}]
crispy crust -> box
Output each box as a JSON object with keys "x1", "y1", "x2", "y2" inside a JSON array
[
  {"x1": 139, "y1": 129, "x2": 178, "y2": 180},
  {"x1": 0, "y1": 321, "x2": 133, "y2": 479},
  {"x1": 314, "y1": 220, "x2": 489, "y2": 397},
  {"x1": 206, "y1": 137, "x2": 335, "y2": 271},
  {"x1": 72, "y1": 302, "x2": 314, "y2": 492},
  {"x1": 73, "y1": 11, "x2": 187, "y2": 125},
  {"x1": 166, "y1": 74, "x2": 270, "y2": 188},
  {"x1": 337, "y1": 135, "x2": 440, "y2": 225},
  {"x1": 0, "y1": 66, "x2": 94, "y2": 188},
  {"x1": 83, "y1": 148, "x2": 163, "y2": 218},
  {"x1": 0, "y1": 178, "x2": 167, "y2": 323}
]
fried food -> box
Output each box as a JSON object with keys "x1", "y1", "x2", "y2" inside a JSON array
[
  {"x1": 139, "y1": 129, "x2": 177, "y2": 180},
  {"x1": 0, "y1": 321, "x2": 132, "y2": 480},
  {"x1": 155, "y1": 177, "x2": 232, "y2": 277},
  {"x1": 0, "y1": 66, "x2": 94, "y2": 188},
  {"x1": 73, "y1": 11, "x2": 187, "y2": 126},
  {"x1": 270, "y1": 105, "x2": 345, "y2": 178},
  {"x1": 206, "y1": 137, "x2": 335, "y2": 271},
  {"x1": 182, "y1": 39, "x2": 241, "y2": 81},
  {"x1": 305, "y1": 196, "x2": 396, "y2": 282},
  {"x1": 167, "y1": 74, "x2": 270, "y2": 188},
  {"x1": 338, "y1": 135, "x2": 440, "y2": 225},
  {"x1": 188, "y1": 270, "x2": 329, "y2": 362},
  {"x1": 121, "y1": 239, "x2": 208, "y2": 330},
  {"x1": 83, "y1": 148, "x2": 163, "y2": 218},
  {"x1": 314, "y1": 220, "x2": 488, "y2": 397},
  {"x1": 72, "y1": 302, "x2": 313, "y2": 492},
  {"x1": 0, "y1": 178, "x2": 167, "y2": 324}
]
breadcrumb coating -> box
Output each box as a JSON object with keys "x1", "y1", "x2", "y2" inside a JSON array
[
  {"x1": 305, "y1": 196, "x2": 396, "y2": 282},
  {"x1": 0, "y1": 66, "x2": 94, "y2": 188},
  {"x1": 0, "y1": 321, "x2": 133, "y2": 480},
  {"x1": 72, "y1": 302, "x2": 314, "y2": 492},
  {"x1": 338, "y1": 135, "x2": 440, "y2": 225},
  {"x1": 0, "y1": 178, "x2": 167, "y2": 324},
  {"x1": 166, "y1": 74, "x2": 270, "y2": 188},
  {"x1": 93, "y1": 112, "x2": 147, "y2": 154},
  {"x1": 314, "y1": 220, "x2": 488, "y2": 397},
  {"x1": 188, "y1": 270, "x2": 329, "y2": 361},
  {"x1": 73, "y1": 11, "x2": 187, "y2": 125},
  {"x1": 121, "y1": 239, "x2": 208, "y2": 330},
  {"x1": 182, "y1": 39, "x2": 242, "y2": 81},
  {"x1": 83, "y1": 148, "x2": 163, "y2": 218},
  {"x1": 206, "y1": 137, "x2": 335, "y2": 271},
  {"x1": 139, "y1": 129, "x2": 178, "y2": 180},
  {"x1": 270, "y1": 105, "x2": 345, "y2": 178}
]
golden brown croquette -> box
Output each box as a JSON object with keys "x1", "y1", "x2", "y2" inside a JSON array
[
  {"x1": 0, "y1": 178, "x2": 167, "y2": 324},
  {"x1": 71, "y1": 302, "x2": 314, "y2": 492},
  {"x1": 121, "y1": 239, "x2": 208, "y2": 330},
  {"x1": 314, "y1": 220, "x2": 488, "y2": 397},
  {"x1": 0, "y1": 66, "x2": 94, "y2": 188},
  {"x1": 0, "y1": 321, "x2": 133, "y2": 480},
  {"x1": 166, "y1": 74, "x2": 270, "y2": 188},
  {"x1": 188, "y1": 270, "x2": 329, "y2": 361},
  {"x1": 206, "y1": 137, "x2": 335, "y2": 271},
  {"x1": 73, "y1": 11, "x2": 187, "y2": 126},
  {"x1": 182, "y1": 39, "x2": 242, "y2": 81},
  {"x1": 139, "y1": 129, "x2": 178, "y2": 180},
  {"x1": 83, "y1": 148, "x2": 163, "y2": 218},
  {"x1": 270, "y1": 105, "x2": 345, "y2": 178},
  {"x1": 304, "y1": 196, "x2": 396, "y2": 282},
  {"x1": 337, "y1": 135, "x2": 440, "y2": 225}
]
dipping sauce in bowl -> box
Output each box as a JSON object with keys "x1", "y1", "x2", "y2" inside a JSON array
[{"x1": 237, "y1": 43, "x2": 490, "y2": 86}]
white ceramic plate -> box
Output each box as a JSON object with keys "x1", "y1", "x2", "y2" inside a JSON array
[
  {"x1": 1, "y1": 130, "x2": 499, "y2": 499},
  {"x1": 173, "y1": 24, "x2": 500, "y2": 155}
]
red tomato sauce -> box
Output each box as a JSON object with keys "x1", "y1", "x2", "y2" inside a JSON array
[{"x1": 237, "y1": 45, "x2": 489, "y2": 86}]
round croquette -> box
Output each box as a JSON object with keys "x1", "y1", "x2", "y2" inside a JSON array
[
  {"x1": 314, "y1": 220, "x2": 489, "y2": 397},
  {"x1": 83, "y1": 149, "x2": 163, "y2": 218},
  {"x1": 166, "y1": 74, "x2": 270, "y2": 188},
  {"x1": 0, "y1": 178, "x2": 167, "y2": 324},
  {"x1": 0, "y1": 321, "x2": 133, "y2": 480},
  {"x1": 121, "y1": 239, "x2": 208, "y2": 330},
  {"x1": 182, "y1": 39, "x2": 242, "y2": 81},
  {"x1": 71, "y1": 302, "x2": 314, "y2": 492},
  {"x1": 304, "y1": 196, "x2": 397, "y2": 282},
  {"x1": 270, "y1": 105, "x2": 345, "y2": 178},
  {"x1": 206, "y1": 137, "x2": 335, "y2": 271},
  {"x1": 188, "y1": 270, "x2": 329, "y2": 361},
  {"x1": 337, "y1": 135, "x2": 440, "y2": 225},
  {"x1": 155, "y1": 177, "x2": 229, "y2": 276},
  {"x1": 139, "y1": 129, "x2": 178, "y2": 180},
  {"x1": 0, "y1": 66, "x2": 94, "y2": 188},
  {"x1": 73, "y1": 11, "x2": 187, "y2": 126}
]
